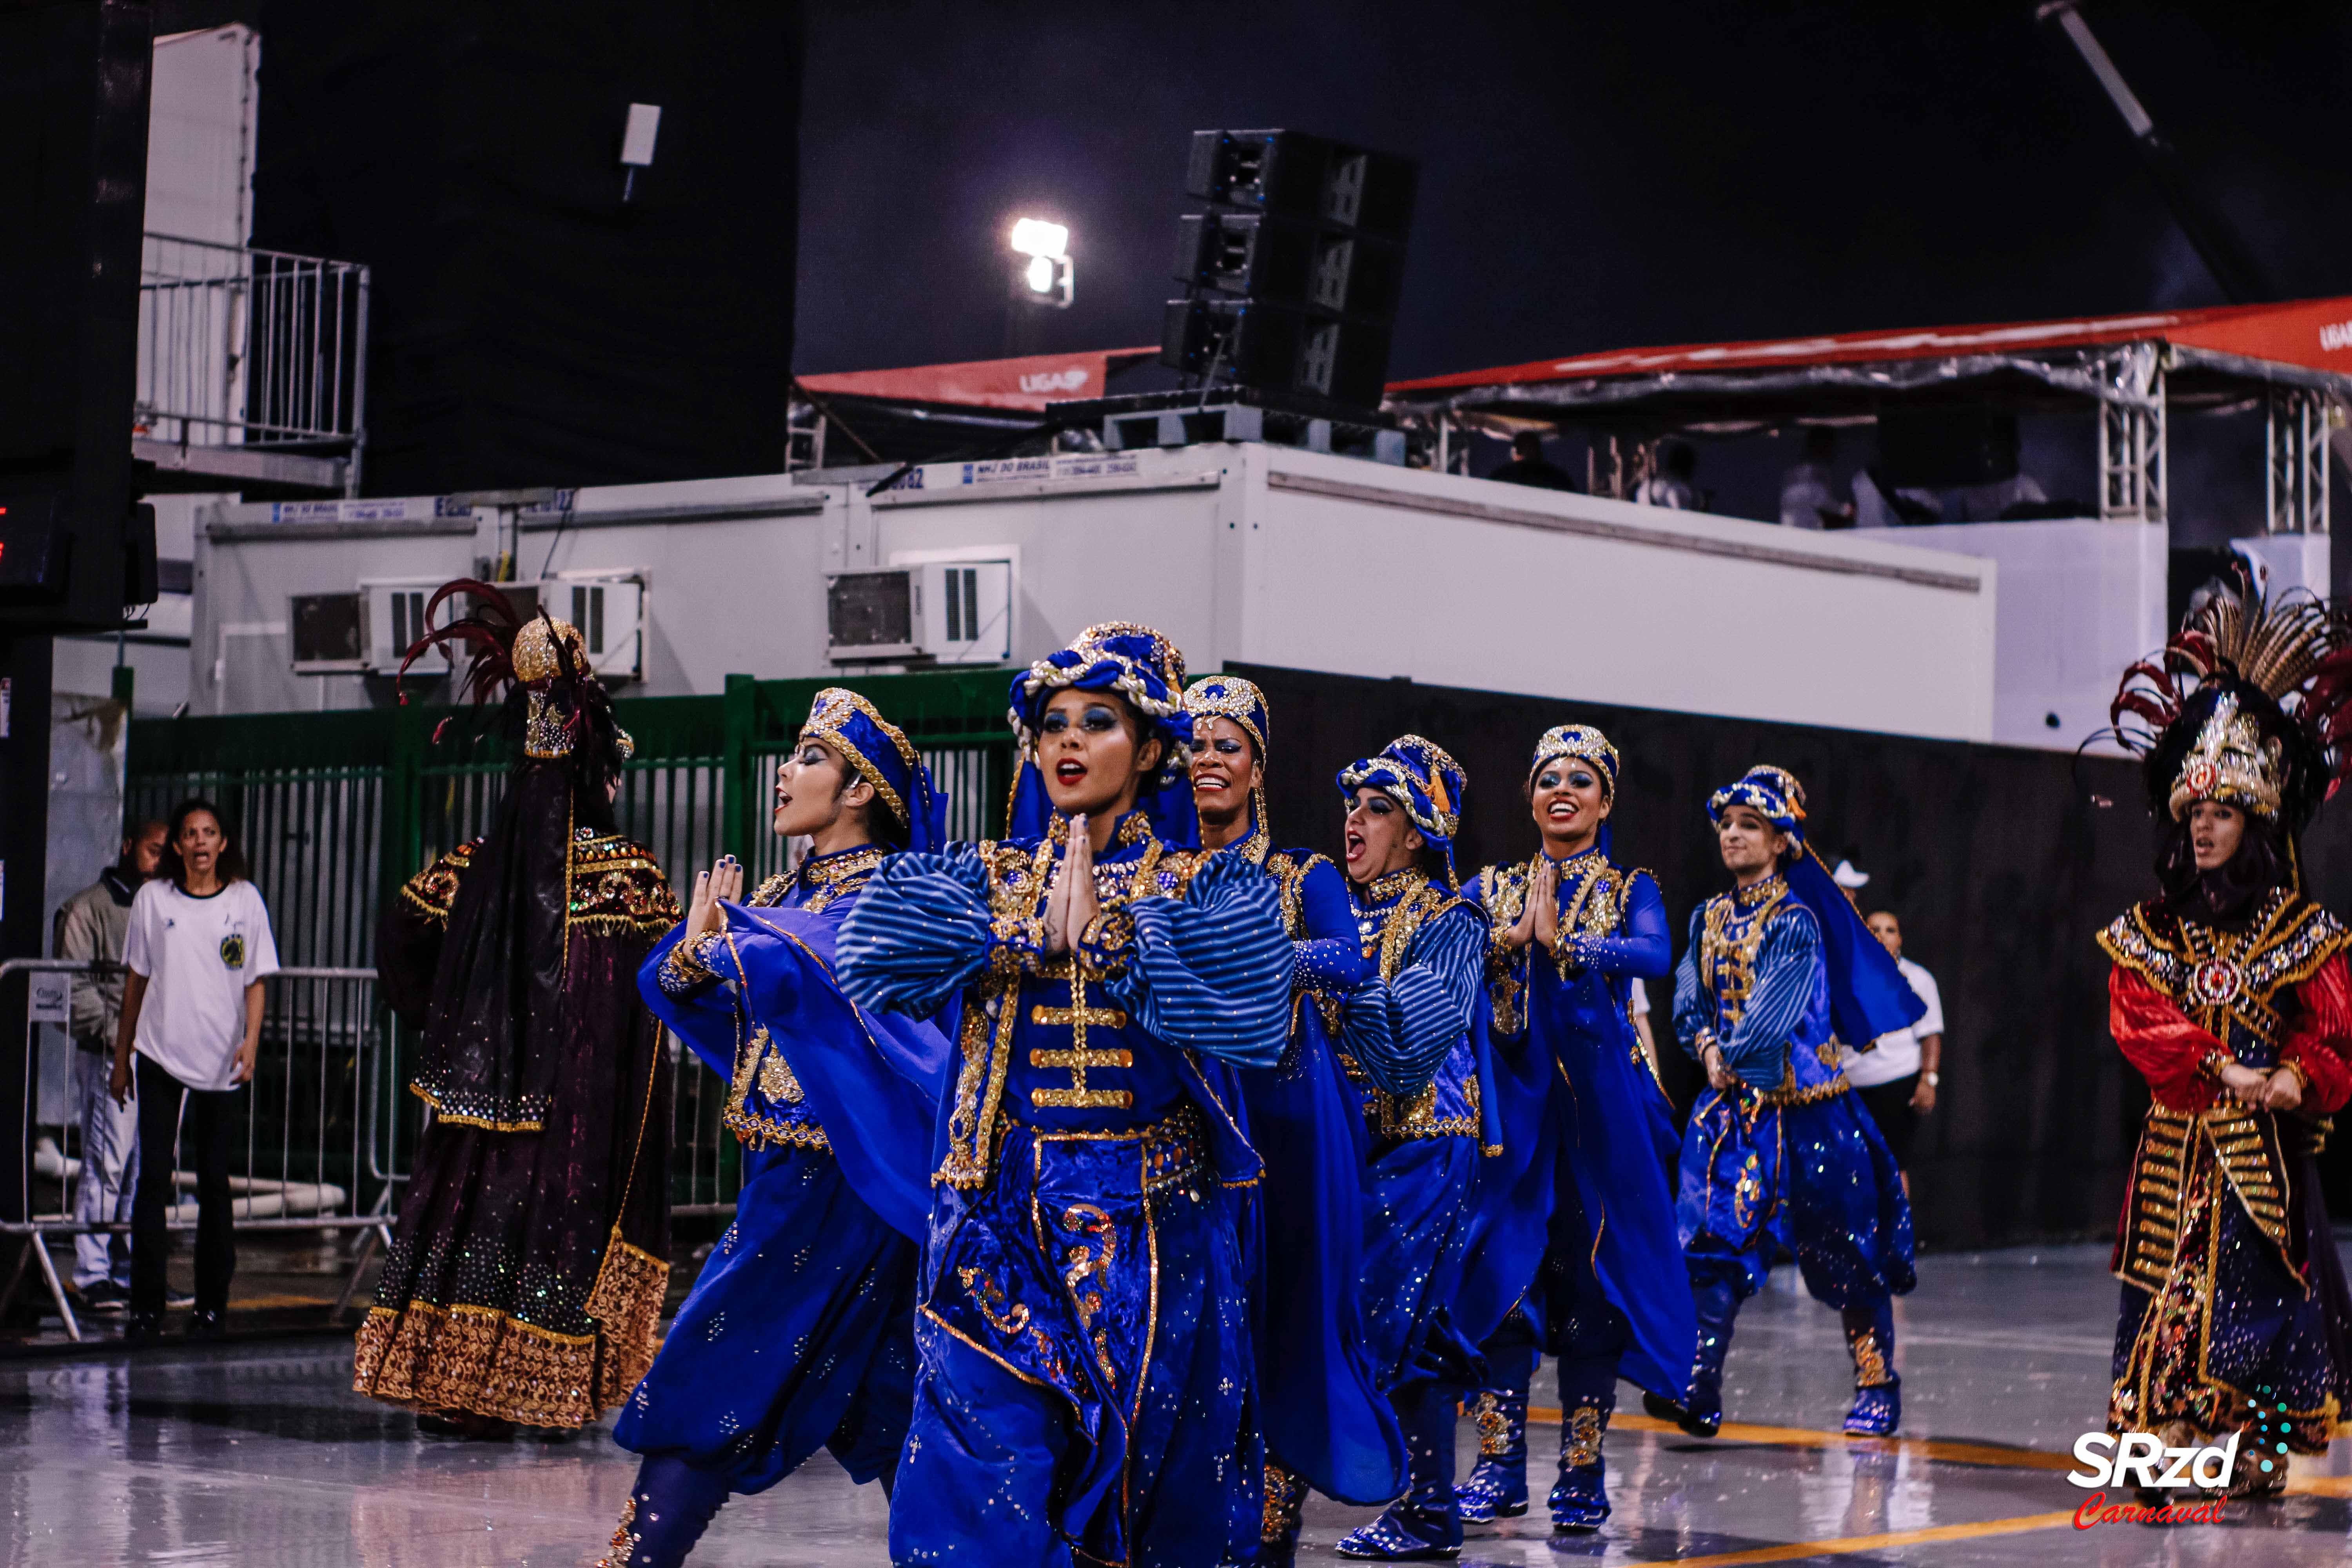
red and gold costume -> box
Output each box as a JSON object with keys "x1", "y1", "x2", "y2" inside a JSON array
[{"x1": 2100, "y1": 585, "x2": 2352, "y2": 1491}]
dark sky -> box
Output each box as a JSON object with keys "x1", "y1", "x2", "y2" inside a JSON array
[{"x1": 793, "y1": 1, "x2": 2352, "y2": 380}]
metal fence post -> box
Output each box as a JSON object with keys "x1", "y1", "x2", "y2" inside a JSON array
[{"x1": 722, "y1": 673, "x2": 757, "y2": 866}]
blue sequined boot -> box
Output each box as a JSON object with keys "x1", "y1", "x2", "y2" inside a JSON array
[
  {"x1": 1454, "y1": 1389, "x2": 1529, "y2": 1522},
  {"x1": 1644, "y1": 1276, "x2": 1739, "y2": 1439},
  {"x1": 597, "y1": 1455, "x2": 731, "y2": 1568},
  {"x1": 1337, "y1": 1390, "x2": 1463, "y2": 1561},
  {"x1": 1547, "y1": 1391, "x2": 1614, "y2": 1531},
  {"x1": 1841, "y1": 1301, "x2": 1900, "y2": 1436}
]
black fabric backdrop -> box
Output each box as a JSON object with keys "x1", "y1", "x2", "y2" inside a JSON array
[
  {"x1": 252, "y1": 1, "x2": 803, "y2": 497},
  {"x1": 1232, "y1": 663, "x2": 2352, "y2": 1251}
]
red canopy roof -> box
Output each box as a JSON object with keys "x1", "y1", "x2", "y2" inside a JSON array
[
  {"x1": 798, "y1": 347, "x2": 1158, "y2": 414},
  {"x1": 1389, "y1": 296, "x2": 2352, "y2": 393}
]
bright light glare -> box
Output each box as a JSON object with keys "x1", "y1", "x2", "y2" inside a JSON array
[
  {"x1": 1024, "y1": 255, "x2": 1058, "y2": 293},
  {"x1": 1009, "y1": 218, "x2": 1069, "y2": 259}
]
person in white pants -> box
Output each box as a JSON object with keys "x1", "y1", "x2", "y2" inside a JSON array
[{"x1": 53, "y1": 822, "x2": 166, "y2": 1313}]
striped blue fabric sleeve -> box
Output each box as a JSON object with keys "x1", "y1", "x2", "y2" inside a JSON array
[
  {"x1": 834, "y1": 846, "x2": 995, "y2": 1019},
  {"x1": 1671, "y1": 906, "x2": 1710, "y2": 1059},
  {"x1": 1722, "y1": 904, "x2": 1822, "y2": 1089},
  {"x1": 1101, "y1": 851, "x2": 1292, "y2": 1067},
  {"x1": 1339, "y1": 900, "x2": 1484, "y2": 1096}
]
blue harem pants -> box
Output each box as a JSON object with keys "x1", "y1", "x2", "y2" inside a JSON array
[
  {"x1": 891, "y1": 1120, "x2": 1259, "y2": 1568},
  {"x1": 1676, "y1": 1087, "x2": 1914, "y2": 1308},
  {"x1": 614, "y1": 1143, "x2": 917, "y2": 1491}
]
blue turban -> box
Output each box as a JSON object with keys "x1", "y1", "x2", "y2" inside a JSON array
[
  {"x1": 1006, "y1": 622, "x2": 1198, "y2": 846},
  {"x1": 1337, "y1": 733, "x2": 1468, "y2": 887},
  {"x1": 1706, "y1": 764, "x2": 1806, "y2": 848},
  {"x1": 800, "y1": 687, "x2": 946, "y2": 853},
  {"x1": 1705, "y1": 762, "x2": 1924, "y2": 1049}
]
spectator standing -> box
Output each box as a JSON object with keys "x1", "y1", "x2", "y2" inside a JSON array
[
  {"x1": 109, "y1": 800, "x2": 279, "y2": 1343},
  {"x1": 1778, "y1": 427, "x2": 1853, "y2": 529},
  {"x1": 1633, "y1": 440, "x2": 1699, "y2": 509},
  {"x1": 1838, "y1": 909, "x2": 1943, "y2": 1188},
  {"x1": 1489, "y1": 429, "x2": 1581, "y2": 491},
  {"x1": 54, "y1": 820, "x2": 167, "y2": 1314}
]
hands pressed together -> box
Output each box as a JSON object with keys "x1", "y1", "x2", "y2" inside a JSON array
[
  {"x1": 1042, "y1": 816, "x2": 1100, "y2": 955},
  {"x1": 1499, "y1": 859, "x2": 1560, "y2": 953}
]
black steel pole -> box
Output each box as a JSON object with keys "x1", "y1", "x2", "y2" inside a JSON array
[{"x1": 0, "y1": 635, "x2": 55, "y2": 1232}]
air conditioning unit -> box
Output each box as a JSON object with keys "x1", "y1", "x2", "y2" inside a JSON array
[
  {"x1": 290, "y1": 592, "x2": 364, "y2": 673},
  {"x1": 826, "y1": 561, "x2": 1011, "y2": 665},
  {"x1": 359, "y1": 577, "x2": 454, "y2": 675},
  {"x1": 541, "y1": 571, "x2": 644, "y2": 681}
]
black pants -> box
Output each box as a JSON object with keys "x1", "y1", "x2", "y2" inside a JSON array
[
  {"x1": 1854, "y1": 1074, "x2": 1920, "y2": 1170},
  {"x1": 130, "y1": 1053, "x2": 239, "y2": 1316}
]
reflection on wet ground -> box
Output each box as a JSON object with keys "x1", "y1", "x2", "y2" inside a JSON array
[{"x1": 3, "y1": 1242, "x2": 2348, "y2": 1565}]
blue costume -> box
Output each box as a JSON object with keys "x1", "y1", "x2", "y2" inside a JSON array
[
  {"x1": 1451, "y1": 726, "x2": 1695, "y2": 1532},
  {"x1": 601, "y1": 690, "x2": 955, "y2": 1568},
  {"x1": 1181, "y1": 675, "x2": 1406, "y2": 1567},
  {"x1": 1661, "y1": 766, "x2": 1922, "y2": 1440},
  {"x1": 836, "y1": 624, "x2": 1295, "y2": 1568},
  {"x1": 1323, "y1": 738, "x2": 1493, "y2": 1565}
]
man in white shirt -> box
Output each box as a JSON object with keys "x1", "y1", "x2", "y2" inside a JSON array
[
  {"x1": 1627, "y1": 975, "x2": 1657, "y2": 1073},
  {"x1": 1838, "y1": 910, "x2": 1943, "y2": 1186}
]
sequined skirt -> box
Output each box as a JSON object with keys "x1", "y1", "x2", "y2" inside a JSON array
[
  {"x1": 1360, "y1": 1131, "x2": 1480, "y2": 1392},
  {"x1": 2110, "y1": 1125, "x2": 2352, "y2": 1452}
]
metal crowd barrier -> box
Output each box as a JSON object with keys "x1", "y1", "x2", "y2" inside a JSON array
[
  {"x1": 0, "y1": 960, "x2": 401, "y2": 1343},
  {"x1": 0, "y1": 958, "x2": 746, "y2": 1343}
]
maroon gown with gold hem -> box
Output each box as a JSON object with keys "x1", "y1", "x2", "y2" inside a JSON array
[{"x1": 354, "y1": 764, "x2": 679, "y2": 1429}]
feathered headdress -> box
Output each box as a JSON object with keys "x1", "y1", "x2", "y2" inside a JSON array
[
  {"x1": 397, "y1": 579, "x2": 635, "y2": 782},
  {"x1": 2108, "y1": 584, "x2": 2352, "y2": 833}
]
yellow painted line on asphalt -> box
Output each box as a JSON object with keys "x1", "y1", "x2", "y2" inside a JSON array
[{"x1": 1653, "y1": 1510, "x2": 2082, "y2": 1566}]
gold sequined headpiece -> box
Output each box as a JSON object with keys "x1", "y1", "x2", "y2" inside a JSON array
[
  {"x1": 1184, "y1": 673, "x2": 1273, "y2": 862},
  {"x1": 1182, "y1": 674, "x2": 1269, "y2": 759},
  {"x1": 2113, "y1": 583, "x2": 2352, "y2": 830},
  {"x1": 1530, "y1": 725, "x2": 1619, "y2": 799},
  {"x1": 514, "y1": 615, "x2": 635, "y2": 762}
]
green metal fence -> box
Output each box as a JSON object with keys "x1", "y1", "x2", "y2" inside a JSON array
[{"x1": 124, "y1": 670, "x2": 1016, "y2": 1213}]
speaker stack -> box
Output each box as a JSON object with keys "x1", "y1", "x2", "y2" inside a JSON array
[
  {"x1": 1051, "y1": 129, "x2": 1418, "y2": 463},
  {"x1": 1163, "y1": 129, "x2": 1416, "y2": 410}
]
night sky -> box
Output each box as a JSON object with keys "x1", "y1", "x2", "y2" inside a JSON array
[{"x1": 793, "y1": 2, "x2": 2352, "y2": 381}]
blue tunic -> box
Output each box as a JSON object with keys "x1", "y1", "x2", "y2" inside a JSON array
[
  {"x1": 1671, "y1": 876, "x2": 1914, "y2": 1306},
  {"x1": 1334, "y1": 867, "x2": 1488, "y2": 1393},
  {"x1": 1244, "y1": 843, "x2": 1407, "y2": 1506},
  {"x1": 837, "y1": 809, "x2": 1291, "y2": 1568},
  {"x1": 1463, "y1": 849, "x2": 1695, "y2": 1402},
  {"x1": 616, "y1": 845, "x2": 954, "y2": 1492}
]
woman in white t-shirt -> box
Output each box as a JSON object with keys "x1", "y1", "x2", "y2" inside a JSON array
[{"x1": 107, "y1": 799, "x2": 279, "y2": 1342}]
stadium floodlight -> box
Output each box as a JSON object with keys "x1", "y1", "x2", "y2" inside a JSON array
[
  {"x1": 1009, "y1": 218, "x2": 1069, "y2": 260},
  {"x1": 1008, "y1": 218, "x2": 1073, "y2": 309}
]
